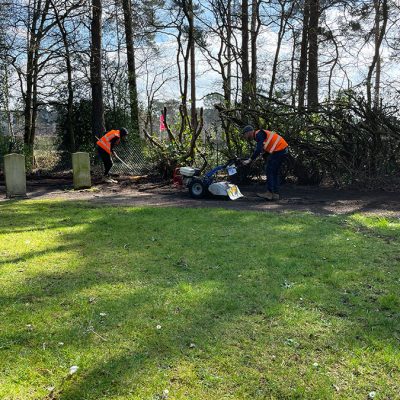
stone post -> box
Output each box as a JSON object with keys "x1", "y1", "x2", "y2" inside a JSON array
[
  {"x1": 4, "y1": 153, "x2": 27, "y2": 198},
  {"x1": 72, "y1": 152, "x2": 91, "y2": 189}
]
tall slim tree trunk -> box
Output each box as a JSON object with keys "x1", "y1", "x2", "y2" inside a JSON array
[
  {"x1": 188, "y1": 0, "x2": 196, "y2": 132},
  {"x1": 225, "y1": 0, "x2": 232, "y2": 151},
  {"x1": 307, "y1": 0, "x2": 319, "y2": 110},
  {"x1": 290, "y1": 26, "x2": 297, "y2": 108},
  {"x1": 373, "y1": 0, "x2": 383, "y2": 109},
  {"x1": 31, "y1": 49, "x2": 39, "y2": 150},
  {"x1": 176, "y1": 25, "x2": 189, "y2": 142},
  {"x1": 122, "y1": 0, "x2": 140, "y2": 135},
  {"x1": 269, "y1": 0, "x2": 292, "y2": 99},
  {"x1": 24, "y1": 0, "x2": 38, "y2": 155},
  {"x1": 327, "y1": 36, "x2": 339, "y2": 102},
  {"x1": 90, "y1": 0, "x2": 105, "y2": 139},
  {"x1": 24, "y1": 0, "x2": 51, "y2": 168},
  {"x1": 226, "y1": 0, "x2": 232, "y2": 108},
  {"x1": 24, "y1": 54, "x2": 34, "y2": 150},
  {"x1": 241, "y1": 0, "x2": 250, "y2": 117},
  {"x1": 66, "y1": 49, "x2": 75, "y2": 152},
  {"x1": 1, "y1": 65, "x2": 14, "y2": 139},
  {"x1": 297, "y1": 0, "x2": 309, "y2": 111},
  {"x1": 374, "y1": 55, "x2": 381, "y2": 108},
  {"x1": 50, "y1": 0, "x2": 75, "y2": 152},
  {"x1": 250, "y1": 0, "x2": 258, "y2": 102},
  {"x1": 366, "y1": 0, "x2": 388, "y2": 110}
]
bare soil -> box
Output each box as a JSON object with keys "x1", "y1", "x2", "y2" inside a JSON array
[{"x1": 0, "y1": 176, "x2": 399, "y2": 216}]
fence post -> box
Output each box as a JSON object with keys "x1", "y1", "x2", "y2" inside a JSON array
[
  {"x1": 72, "y1": 152, "x2": 91, "y2": 189},
  {"x1": 4, "y1": 153, "x2": 27, "y2": 198}
]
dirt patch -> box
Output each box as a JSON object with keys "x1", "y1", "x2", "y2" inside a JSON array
[{"x1": 0, "y1": 176, "x2": 399, "y2": 216}]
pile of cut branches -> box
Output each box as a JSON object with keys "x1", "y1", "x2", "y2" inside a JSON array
[{"x1": 216, "y1": 92, "x2": 400, "y2": 187}]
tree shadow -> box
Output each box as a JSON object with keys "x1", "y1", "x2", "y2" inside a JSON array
[{"x1": 0, "y1": 201, "x2": 399, "y2": 399}]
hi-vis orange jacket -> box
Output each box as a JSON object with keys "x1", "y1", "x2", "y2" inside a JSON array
[
  {"x1": 96, "y1": 130, "x2": 121, "y2": 154},
  {"x1": 257, "y1": 129, "x2": 288, "y2": 153}
]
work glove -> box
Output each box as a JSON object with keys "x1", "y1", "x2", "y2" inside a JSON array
[{"x1": 242, "y1": 158, "x2": 251, "y2": 166}]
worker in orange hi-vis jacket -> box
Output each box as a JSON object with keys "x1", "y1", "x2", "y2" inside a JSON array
[
  {"x1": 241, "y1": 125, "x2": 289, "y2": 201},
  {"x1": 96, "y1": 128, "x2": 128, "y2": 183}
]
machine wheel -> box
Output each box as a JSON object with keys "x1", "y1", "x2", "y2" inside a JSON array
[{"x1": 188, "y1": 179, "x2": 206, "y2": 199}]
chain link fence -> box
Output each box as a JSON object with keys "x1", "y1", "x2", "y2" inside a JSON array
[
  {"x1": 0, "y1": 134, "x2": 152, "y2": 176},
  {"x1": 109, "y1": 138, "x2": 150, "y2": 175}
]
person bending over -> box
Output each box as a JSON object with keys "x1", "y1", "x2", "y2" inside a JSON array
[
  {"x1": 96, "y1": 128, "x2": 128, "y2": 183},
  {"x1": 241, "y1": 125, "x2": 288, "y2": 200}
]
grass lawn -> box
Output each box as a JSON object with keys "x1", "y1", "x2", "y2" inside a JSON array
[{"x1": 0, "y1": 201, "x2": 399, "y2": 400}]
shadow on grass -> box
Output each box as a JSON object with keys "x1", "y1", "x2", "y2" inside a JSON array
[{"x1": 0, "y1": 201, "x2": 399, "y2": 399}]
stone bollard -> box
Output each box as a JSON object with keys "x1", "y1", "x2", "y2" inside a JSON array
[
  {"x1": 72, "y1": 152, "x2": 91, "y2": 189},
  {"x1": 4, "y1": 153, "x2": 27, "y2": 198}
]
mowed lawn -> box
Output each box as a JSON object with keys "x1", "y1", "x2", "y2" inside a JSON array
[{"x1": 0, "y1": 201, "x2": 399, "y2": 400}]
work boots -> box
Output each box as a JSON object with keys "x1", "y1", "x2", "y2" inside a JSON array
[{"x1": 103, "y1": 176, "x2": 118, "y2": 184}]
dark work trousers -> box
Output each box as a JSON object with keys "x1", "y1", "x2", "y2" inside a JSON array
[
  {"x1": 265, "y1": 147, "x2": 288, "y2": 193},
  {"x1": 98, "y1": 147, "x2": 113, "y2": 176}
]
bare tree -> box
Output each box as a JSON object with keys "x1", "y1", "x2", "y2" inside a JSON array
[
  {"x1": 194, "y1": 0, "x2": 238, "y2": 151},
  {"x1": 297, "y1": 0, "x2": 310, "y2": 110},
  {"x1": 307, "y1": 0, "x2": 319, "y2": 109},
  {"x1": 241, "y1": 0, "x2": 250, "y2": 116},
  {"x1": 90, "y1": 0, "x2": 105, "y2": 139},
  {"x1": 0, "y1": 1, "x2": 14, "y2": 140},
  {"x1": 49, "y1": 0, "x2": 85, "y2": 152},
  {"x1": 269, "y1": 0, "x2": 297, "y2": 99},
  {"x1": 183, "y1": 0, "x2": 197, "y2": 132},
  {"x1": 367, "y1": 0, "x2": 388, "y2": 109},
  {"x1": 23, "y1": 0, "x2": 53, "y2": 162},
  {"x1": 249, "y1": 0, "x2": 261, "y2": 103},
  {"x1": 122, "y1": 0, "x2": 140, "y2": 134}
]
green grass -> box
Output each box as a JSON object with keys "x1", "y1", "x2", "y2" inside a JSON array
[{"x1": 0, "y1": 201, "x2": 399, "y2": 400}]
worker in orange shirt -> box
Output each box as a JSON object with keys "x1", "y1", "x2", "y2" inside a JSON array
[
  {"x1": 96, "y1": 128, "x2": 128, "y2": 183},
  {"x1": 241, "y1": 125, "x2": 288, "y2": 200}
]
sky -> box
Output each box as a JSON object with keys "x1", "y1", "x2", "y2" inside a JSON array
[
  {"x1": 133, "y1": 4, "x2": 400, "y2": 109},
  {"x1": 3, "y1": 1, "x2": 400, "y2": 114}
]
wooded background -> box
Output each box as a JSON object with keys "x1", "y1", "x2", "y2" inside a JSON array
[{"x1": 0, "y1": 0, "x2": 399, "y2": 186}]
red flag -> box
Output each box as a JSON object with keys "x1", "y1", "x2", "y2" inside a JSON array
[{"x1": 159, "y1": 114, "x2": 166, "y2": 131}]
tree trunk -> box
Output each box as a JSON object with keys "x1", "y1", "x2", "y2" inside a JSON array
[
  {"x1": 374, "y1": 0, "x2": 386, "y2": 109},
  {"x1": 327, "y1": 34, "x2": 339, "y2": 102},
  {"x1": 241, "y1": 0, "x2": 250, "y2": 117},
  {"x1": 225, "y1": 0, "x2": 232, "y2": 151},
  {"x1": 307, "y1": 0, "x2": 319, "y2": 110},
  {"x1": 250, "y1": 0, "x2": 259, "y2": 102},
  {"x1": 176, "y1": 13, "x2": 190, "y2": 142},
  {"x1": 366, "y1": 0, "x2": 388, "y2": 110},
  {"x1": 50, "y1": 0, "x2": 75, "y2": 152},
  {"x1": 66, "y1": 57, "x2": 75, "y2": 152},
  {"x1": 122, "y1": 0, "x2": 140, "y2": 135},
  {"x1": 1, "y1": 65, "x2": 14, "y2": 139},
  {"x1": 290, "y1": 26, "x2": 297, "y2": 108},
  {"x1": 24, "y1": 0, "x2": 39, "y2": 156},
  {"x1": 297, "y1": 0, "x2": 309, "y2": 111},
  {"x1": 188, "y1": 0, "x2": 197, "y2": 132},
  {"x1": 90, "y1": 0, "x2": 105, "y2": 139},
  {"x1": 269, "y1": 0, "x2": 294, "y2": 99},
  {"x1": 226, "y1": 0, "x2": 232, "y2": 107},
  {"x1": 24, "y1": 0, "x2": 51, "y2": 167}
]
